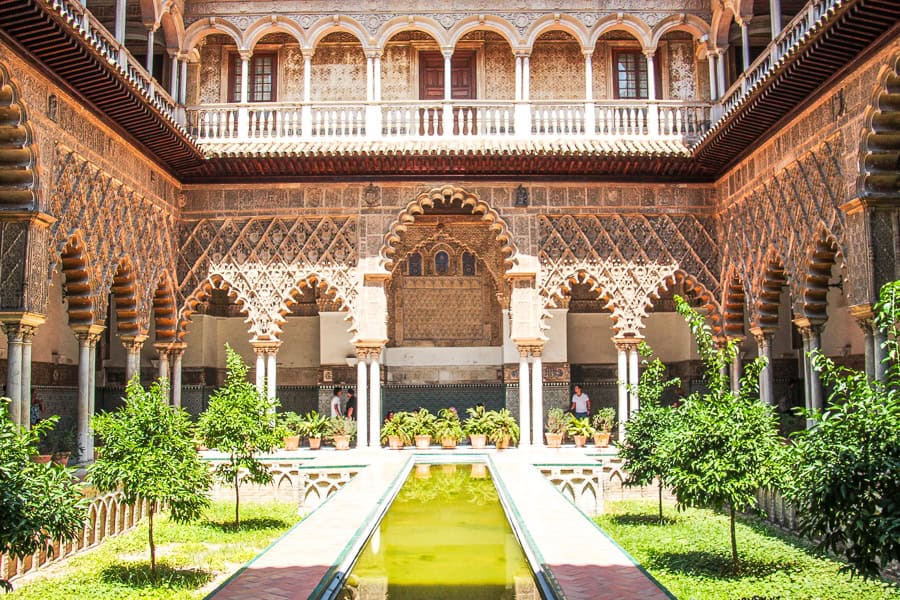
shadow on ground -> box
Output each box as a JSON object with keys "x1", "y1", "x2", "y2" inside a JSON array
[
  {"x1": 203, "y1": 518, "x2": 292, "y2": 533},
  {"x1": 643, "y1": 550, "x2": 796, "y2": 579},
  {"x1": 608, "y1": 514, "x2": 679, "y2": 526},
  {"x1": 100, "y1": 562, "x2": 213, "y2": 589}
]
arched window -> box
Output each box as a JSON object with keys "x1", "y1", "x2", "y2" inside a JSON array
[
  {"x1": 435, "y1": 251, "x2": 450, "y2": 274},
  {"x1": 462, "y1": 252, "x2": 476, "y2": 276},
  {"x1": 408, "y1": 252, "x2": 422, "y2": 276}
]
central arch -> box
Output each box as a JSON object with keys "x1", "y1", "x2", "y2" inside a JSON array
[{"x1": 380, "y1": 185, "x2": 519, "y2": 271}]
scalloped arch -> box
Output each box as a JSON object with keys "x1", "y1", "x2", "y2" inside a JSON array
[
  {"x1": 380, "y1": 185, "x2": 518, "y2": 271},
  {"x1": 750, "y1": 250, "x2": 789, "y2": 332},
  {"x1": 111, "y1": 256, "x2": 140, "y2": 335},
  {"x1": 0, "y1": 63, "x2": 37, "y2": 210},
  {"x1": 798, "y1": 230, "x2": 845, "y2": 324},
  {"x1": 858, "y1": 52, "x2": 900, "y2": 201}
]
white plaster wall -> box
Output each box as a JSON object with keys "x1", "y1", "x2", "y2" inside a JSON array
[
  {"x1": 821, "y1": 286, "x2": 865, "y2": 356},
  {"x1": 384, "y1": 346, "x2": 503, "y2": 366},
  {"x1": 567, "y1": 313, "x2": 618, "y2": 363},
  {"x1": 181, "y1": 315, "x2": 219, "y2": 368},
  {"x1": 567, "y1": 312, "x2": 697, "y2": 364},
  {"x1": 277, "y1": 317, "x2": 320, "y2": 367},
  {"x1": 542, "y1": 308, "x2": 568, "y2": 363},
  {"x1": 319, "y1": 312, "x2": 355, "y2": 364},
  {"x1": 26, "y1": 271, "x2": 79, "y2": 365},
  {"x1": 215, "y1": 318, "x2": 255, "y2": 366}
]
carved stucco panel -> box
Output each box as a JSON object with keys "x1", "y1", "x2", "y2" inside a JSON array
[
  {"x1": 483, "y1": 42, "x2": 515, "y2": 100},
  {"x1": 281, "y1": 46, "x2": 305, "y2": 102},
  {"x1": 381, "y1": 44, "x2": 413, "y2": 102},
  {"x1": 530, "y1": 37, "x2": 584, "y2": 102},
  {"x1": 667, "y1": 41, "x2": 695, "y2": 101},
  {"x1": 198, "y1": 43, "x2": 223, "y2": 104},
  {"x1": 311, "y1": 44, "x2": 366, "y2": 102}
]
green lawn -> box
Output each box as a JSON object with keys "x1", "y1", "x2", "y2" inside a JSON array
[
  {"x1": 6, "y1": 501, "x2": 301, "y2": 600},
  {"x1": 595, "y1": 500, "x2": 900, "y2": 600}
]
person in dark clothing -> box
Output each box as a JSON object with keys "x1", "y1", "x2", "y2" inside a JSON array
[{"x1": 345, "y1": 390, "x2": 357, "y2": 419}]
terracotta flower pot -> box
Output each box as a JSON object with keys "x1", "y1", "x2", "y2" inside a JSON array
[
  {"x1": 52, "y1": 452, "x2": 71, "y2": 466},
  {"x1": 593, "y1": 432, "x2": 611, "y2": 447},
  {"x1": 333, "y1": 435, "x2": 351, "y2": 450},
  {"x1": 414, "y1": 435, "x2": 432, "y2": 449},
  {"x1": 308, "y1": 437, "x2": 322, "y2": 450},
  {"x1": 283, "y1": 435, "x2": 300, "y2": 451},
  {"x1": 441, "y1": 437, "x2": 458, "y2": 449},
  {"x1": 495, "y1": 435, "x2": 510, "y2": 450},
  {"x1": 545, "y1": 432, "x2": 563, "y2": 448},
  {"x1": 30, "y1": 454, "x2": 53, "y2": 464},
  {"x1": 387, "y1": 435, "x2": 404, "y2": 450},
  {"x1": 469, "y1": 434, "x2": 487, "y2": 449},
  {"x1": 573, "y1": 435, "x2": 587, "y2": 448}
]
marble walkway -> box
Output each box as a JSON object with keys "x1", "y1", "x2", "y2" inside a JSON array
[{"x1": 204, "y1": 447, "x2": 672, "y2": 600}]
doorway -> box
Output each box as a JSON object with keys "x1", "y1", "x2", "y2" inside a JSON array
[{"x1": 418, "y1": 50, "x2": 477, "y2": 135}]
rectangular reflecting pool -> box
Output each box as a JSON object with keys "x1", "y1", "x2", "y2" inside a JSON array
[{"x1": 340, "y1": 463, "x2": 540, "y2": 600}]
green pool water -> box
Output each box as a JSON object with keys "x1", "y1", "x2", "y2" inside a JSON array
[{"x1": 340, "y1": 463, "x2": 539, "y2": 600}]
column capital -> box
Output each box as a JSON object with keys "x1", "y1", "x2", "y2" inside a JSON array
[
  {"x1": 167, "y1": 341, "x2": 187, "y2": 356},
  {"x1": 250, "y1": 339, "x2": 282, "y2": 354},
  {"x1": 238, "y1": 49, "x2": 253, "y2": 61},
  {"x1": 0, "y1": 312, "x2": 45, "y2": 338},
  {"x1": 121, "y1": 334, "x2": 149, "y2": 351},
  {"x1": 365, "y1": 49, "x2": 383, "y2": 60},
  {"x1": 792, "y1": 317, "x2": 823, "y2": 335},
  {"x1": 643, "y1": 47, "x2": 658, "y2": 58},
  {"x1": 440, "y1": 46, "x2": 455, "y2": 59},
  {"x1": 748, "y1": 326, "x2": 773, "y2": 343},
  {"x1": 612, "y1": 337, "x2": 641, "y2": 352},
  {"x1": 73, "y1": 324, "x2": 105, "y2": 345},
  {"x1": 848, "y1": 303, "x2": 875, "y2": 321},
  {"x1": 513, "y1": 49, "x2": 531, "y2": 58}
]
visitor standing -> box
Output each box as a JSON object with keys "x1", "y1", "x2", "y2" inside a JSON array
[
  {"x1": 345, "y1": 390, "x2": 357, "y2": 419},
  {"x1": 571, "y1": 385, "x2": 590, "y2": 419},
  {"x1": 330, "y1": 387, "x2": 343, "y2": 417},
  {"x1": 30, "y1": 390, "x2": 44, "y2": 426}
]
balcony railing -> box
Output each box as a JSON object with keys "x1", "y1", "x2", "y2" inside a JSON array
[
  {"x1": 716, "y1": 0, "x2": 843, "y2": 120},
  {"x1": 186, "y1": 100, "x2": 712, "y2": 145},
  {"x1": 50, "y1": 0, "x2": 180, "y2": 125}
]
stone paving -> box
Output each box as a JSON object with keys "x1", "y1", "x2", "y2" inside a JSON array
[{"x1": 205, "y1": 447, "x2": 672, "y2": 600}]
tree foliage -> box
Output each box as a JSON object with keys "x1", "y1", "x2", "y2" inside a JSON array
[
  {"x1": 784, "y1": 280, "x2": 900, "y2": 579},
  {"x1": 663, "y1": 297, "x2": 784, "y2": 569},
  {"x1": 616, "y1": 342, "x2": 680, "y2": 521},
  {"x1": 0, "y1": 403, "x2": 87, "y2": 591},
  {"x1": 89, "y1": 377, "x2": 211, "y2": 576},
  {"x1": 197, "y1": 345, "x2": 279, "y2": 527}
]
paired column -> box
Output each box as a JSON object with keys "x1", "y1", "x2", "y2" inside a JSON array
[
  {"x1": 583, "y1": 51, "x2": 595, "y2": 134},
  {"x1": 770, "y1": 0, "x2": 783, "y2": 39},
  {"x1": 530, "y1": 346, "x2": 544, "y2": 448},
  {"x1": 716, "y1": 51, "x2": 727, "y2": 99},
  {"x1": 250, "y1": 340, "x2": 281, "y2": 400},
  {"x1": 645, "y1": 49, "x2": 659, "y2": 136},
  {"x1": 74, "y1": 325, "x2": 104, "y2": 462},
  {"x1": 355, "y1": 348, "x2": 369, "y2": 448},
  {"x1": 145, "y1": 23, "x2": 158, "y2": 74},
  {"x1": 730, "y1": 340, "x2": 743, "y2": 394},
  {"x1": 739, "y1": 18, "x2": 752, "y2": 71},
  {"x1": 365, "y1": 51, "x2": 382, "y2": 138},
  {"x1": 707, "y1": 50, "x2": 719, "y2": 101},
  {"x1": 301, "y1": 50, "x2": 313, "y2": 135},
  {"x1": 369, "y1": 349, "x2": 382, "y2": 448},
  {"x1": 237, "y1": 51, "x2": 251, "y2": 138},
  {"x1": 513, "y1": 52, "x2": 532, "y2": 134},
  {"x1": 170, "y1": 343, "x2": 186, "y2": 408},
  {"x1": 517, "y1": 347, "x2": 531, "y2": 446},
  {"x1": 441, "y1": 48, "x2": 454, "y2": 135},
  {"x1": 751, "y1": 328, "x2": 775, "y2": 405},
  {"x1": 614, "y1": 338, "x2": 642, "y2": 440},
  {"x1": 2, "y1": 316, "x2": 42, "y2": 428},
  {"x1": 155, "y1": 343, "x2": 170, "y2": 382},
  {"x1": 122, "y1": 334, "x2": 147, "y2": 383}
]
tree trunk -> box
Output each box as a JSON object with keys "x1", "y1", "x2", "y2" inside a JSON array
[
  {"x1": 658, "y1": 483, "x2": 663, "y2": 523},
  {"x1": 730, "y1": 506, "x2": 738, "y2": 571},
  {"x1": 148, "y1": 503, "x2": 156, "y2": 577},
  {"x1": 233, "y1": 456, "x2": 240, "y2": 528}
]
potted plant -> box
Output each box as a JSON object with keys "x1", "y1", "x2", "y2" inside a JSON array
[
  {"x1": 301, "y1": 411, "x2": 328, "y2": 450},
  {"x1": 410, "y1": 408, "x2": 436, "y2": 449},
  {"x1": 464, "y1": 405, "x2": 491, "y2": 449},
  {"x1": 545, "y1": 407, "x2": 567, "y2": 448},
  {"x1": 327, "y1": 415, "x2": 356, "y2": 450},
  {"x1": 279, "y1": 411, "x2": 304, "y2": 450},
  {"x1": 567, "y1": 415, "x2": 593, "y2": 448},
  {"x1": 434, "y1": 408, "x2": 463, "y2": 449},
  {"x1": 487, "y1": 409, "x2": 520, "y2": 449},
  {"x1": 592, "y1": 407, "x2": 616, "y2": 447},
  {"x1": 381, "y1": 411, "x2": 413, "y2": 449},
  {"x1": 40, "y1": 423, "x2": 80, "y2": 466}
]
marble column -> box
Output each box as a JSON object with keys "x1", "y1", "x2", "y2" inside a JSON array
[
  {"x1": 730, "y1": 339, "x2": 742, "y2": 394},
  {"x1": 170, "y1": 344, "x2": 185, "y2": 408},
  {"x1": 355, "y1": 348, "x2": 369, "y2": 448},
  {"x1": 179, "y1": 56, "x2": 188, "y2": 105},
  {"x1": 254, "y1": 348, "x2": 266, "y2": 393},
  {"x1": 857, "y1": 317, "x2": 876, "y2": 380},
  {"x1": 615, "y1": 341, "x2": 628, "y2": 440},
  {"x1": 75, "y1": 326, "x2": 103, "y2": 462},
  {"x1": 716, "y1": 51, "x2": 727, "y2": 99},
  {"x1": 628, "y1": 344, "x2": 640, "y2": 414},
  {"x1": 20, "y1": 328, "x2": 34, "y2": 429},
  {"x1": 740, "y1": 20, "x2": 751, "y2": 71},
  {"x1": 530, "y1": 347, "x2": 544, "y2": 447},
  {"x1": 145, "y1": 26, "x2": 156, "y2": 74},
  {"x1": 522, "y1": 56, "x2": 530, "y2": 101},
  {"x1": 517, "y1": 348, "x2": 531, "y2": 446},
  {"x1": 369, "y1": 350, "x2": 382, "y2": 448},
  {"x1": 583, "y1": 51, "x2": 595, "y2": 134},
  {"x1": 873, "y1": 328, "x2": 888, "y2": 382},
  {"x1": 807, "y1": 326, "x2": 823, "y2": 413},
  {"x1": 266, "y1": 346, "x2": 278, "y2": 400},
  {"x1": 707, "y1": 51, "x2": 718, "y2": 100},
  {"x1": 514, "y1": 55, "x2": 522, "y2": 101},
  {"x1": 169, "y1": 52, "x2": 179, "y2": 98},
  {"x1": 239, "y1": 52, "x2": 250, "y2": 103},
  {"x1": 752, "y1": 329, "x2": 775, "y2": 405},
  {"x1": 114, "y1": 0, "x2": 126, "y2": 44},
  {"x1": 770, "y1": 0, "x2": 783, "y2": 39},
  {"x1": 122, "y1": 334, "x2": 147, "y2": 383},
  {"x1": 4, "y1": 326, "x2": 24, "y2": 425}
]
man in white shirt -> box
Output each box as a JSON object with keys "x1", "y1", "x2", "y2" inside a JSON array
[
  {"x1": 571, "y1": 385, "x2": 590, "y2": 419},
  {"x1": 330, "y1": 387, "x2": 343, "y2": 417}
]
